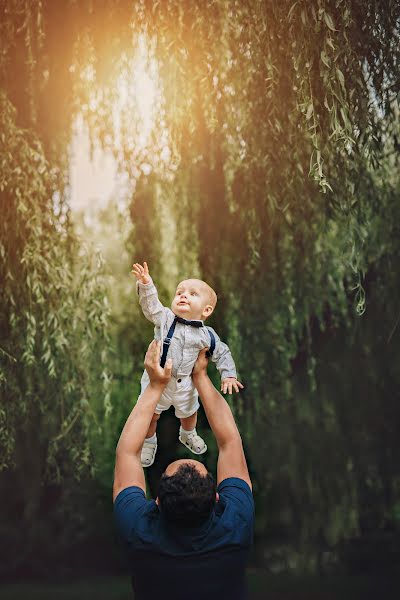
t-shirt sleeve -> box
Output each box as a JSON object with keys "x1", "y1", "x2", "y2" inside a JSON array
[
  {"x1": 113, "y1": 486, "x2": 151, "y2": 543},
  {"x1": 217, "y1": 477, "x2": 255, "y2": 545}
]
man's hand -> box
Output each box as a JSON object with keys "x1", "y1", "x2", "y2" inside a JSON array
[
  {"x1": 132, "y1": 261, "x2": 151, "y2": 284},
  {"x1": 192, "y1": 348, "x2": 209, "y2": 379},
  {"x1": 144, "y1": 340, "x2": 172, "y2": 388},
  {"x1": 221, "y1": 377, "x2": 244, "y2": 394}
]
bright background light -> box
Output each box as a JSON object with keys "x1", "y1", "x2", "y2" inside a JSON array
[
  {"x1": 69, "y1": 118, "x2": 118, "y2": 211},
  {"x1": 69, "y1": 34, "x2": 162, "y2": 212}
]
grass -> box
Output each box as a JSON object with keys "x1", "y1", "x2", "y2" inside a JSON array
[
  {"x1": 0, "y1": 577, "x2": 130, "y2": 600},
  {"x1": 0, "y1": 572, "x2": 397, "y2": 599}
]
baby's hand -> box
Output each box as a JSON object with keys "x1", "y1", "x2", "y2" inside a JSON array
[
  {"x1": 221, "y1": 377, "x2": 244, "y2": 394},
  {"x1": 132, "y1": 261, "x2": 151, "y2": 284}
]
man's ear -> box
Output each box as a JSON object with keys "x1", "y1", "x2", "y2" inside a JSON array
[
  {"x1": 155, "y1": 497, "x2": 160, "y2": 506},
  {"x1": 202, "y1": 304, "x2": 214, "y2": 319},
  {"x1": 216, "y1": 492, "x2": 220, "y2": 503}
]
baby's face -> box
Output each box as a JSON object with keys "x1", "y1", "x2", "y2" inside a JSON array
[{"x1": 171, "y1": 279, "x2": 214, "y2": 321}]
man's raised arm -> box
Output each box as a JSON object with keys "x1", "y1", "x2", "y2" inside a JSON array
[
  {"x1": 192, "y1": 351, "x2": 251, "y2": 489},
  {"x1": 113, "y1": 341, "x2": 172, "y2": 501}
]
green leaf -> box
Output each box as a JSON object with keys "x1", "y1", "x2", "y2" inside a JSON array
[
  {"x1": 324, "y1": 12, "x2": 336, "y2": 31},
  {"x1": 336, "y1": 67, "x2": 345, "y2": 89},
  {"x1": 320, "y1": 50, "x2": 330, "y2": 68}
]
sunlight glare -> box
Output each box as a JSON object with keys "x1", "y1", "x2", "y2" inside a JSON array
[
  {"x1": 69, "y1": 116, "x2": 118, "y2": 212},
  {"x1": 114, "y1": 34, "x2": 159, "y2": 150},
  {"x1": 70, "y1": 34, "x2": 170, "y2": 212}
]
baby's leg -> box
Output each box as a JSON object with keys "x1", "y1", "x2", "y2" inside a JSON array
[
  {"x1": 146, "y1": 412, "x2": 160, "y2": 438},
  {"x1": 174, "y1": 378, "x2": 207, "y2": 454},
  {"x1": 179, "y1": 410, "x2": 207, "y2": 455},
  {"x1": 180, "y1": 412, "x2": 197, "y2": 432},
  {"x1": 139, "y1": 369, "x2": 172, "y2": 467},
  {"x1": 141, "y1": 413, "x2": 160, "y2": 468}
]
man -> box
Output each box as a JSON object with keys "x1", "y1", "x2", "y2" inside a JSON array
[{"x1": 113, "y1": 340, "x2": 254, "y2": 600}]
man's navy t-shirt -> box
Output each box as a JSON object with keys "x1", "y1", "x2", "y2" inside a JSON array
[{"x1": 114, "y1": 477, "x2": 254, "y2": 600}]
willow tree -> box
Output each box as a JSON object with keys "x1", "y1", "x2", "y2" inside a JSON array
[
  {"x1": 1, "y1": 0, "x2": 399, "y2": 573},
  {"x1": 137, "y1": 0, "x2": 400, "y2": 565},
  {"x1": 0, "y1": 3, "x2": 112, "y2": 573}
]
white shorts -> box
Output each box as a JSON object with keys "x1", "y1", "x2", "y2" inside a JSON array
[{"x1": 140, "y1": 371, "x2": 200, "y2": 419}]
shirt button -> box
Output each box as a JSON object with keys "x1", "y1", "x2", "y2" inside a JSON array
[{"x1": 177, "y1": 378, "x2": 182, "y2": 383}]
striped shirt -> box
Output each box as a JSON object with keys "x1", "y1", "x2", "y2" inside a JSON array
[{"x1": 137, "y1": 279, "x2": 237, "y2": 380}]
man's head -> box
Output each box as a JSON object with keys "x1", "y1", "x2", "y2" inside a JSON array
[
  {"x1": 171, "y1": 279, "x2": 217, "y2": 321},
  {"x1": 157, "y1": 459, "x2": 217, "y2": 526}
]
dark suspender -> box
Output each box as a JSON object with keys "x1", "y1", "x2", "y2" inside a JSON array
[
  {"x1": 160, "y1": 317, "x2": 178, "y2": 368},
  {"x1": 206, "y1": 327, "x2": 216, "y2": 358},
  {"x1": 159, "y1": 317, "x2": 216, "y2": 367}
]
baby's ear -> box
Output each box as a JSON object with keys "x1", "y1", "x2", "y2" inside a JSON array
[{"x1": 202, "y1": 305, "x2": 214, "y2": 319}]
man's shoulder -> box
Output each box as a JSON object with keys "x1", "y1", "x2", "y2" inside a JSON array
[
  {"x1": 215, "y1": 478, "x2": 254, "y2": 534},
  {"x1": 217, "y1": 477, "x2": 254, "y2": 508},
  {"x1": 114, "y1": 486, "x2": 159, "y2": 542},
  {"x1": 114, "y1": 486, "x2": 151, "y2": 517},
  {"x1": 218, "y1": 477, "x2": 252, "y2": 492},
  {"x1": 114, "y1": 485, "x2": 146, "y2": 503}
]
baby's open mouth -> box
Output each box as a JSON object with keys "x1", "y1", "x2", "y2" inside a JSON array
[{"x1": 178, "y1": 301, "x2": 188, "y2": 306}]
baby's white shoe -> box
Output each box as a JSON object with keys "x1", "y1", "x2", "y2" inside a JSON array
[
  {"x1": 141, "y1": 437, "x2": 157, "y2": 467},
  {"x1": 179, "y1": 427, "x2": 207, "y2": 455}
]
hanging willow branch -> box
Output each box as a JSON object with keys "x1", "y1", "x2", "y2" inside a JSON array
[{"x1": 1, "y1": 0, "x2": 400, "y2": 566}]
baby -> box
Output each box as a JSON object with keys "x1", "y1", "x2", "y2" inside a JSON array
[{"x1": 132, "y1": 261, "x2": 243, "y2": 467}]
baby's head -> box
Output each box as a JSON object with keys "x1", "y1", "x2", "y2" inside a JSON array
[{"x1": 171, "y1": 278, "x2": 217, "y2": 321}]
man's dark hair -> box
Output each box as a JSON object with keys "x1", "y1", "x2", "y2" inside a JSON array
[{"x1": 158, "y1": 463, "x2": 216, "y2": 527}]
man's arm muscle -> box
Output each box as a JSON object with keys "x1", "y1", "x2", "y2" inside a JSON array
[
  {"x1": 113, "y1": 342, "x2": 172, "y2": 501},
  {"x1": 193, "y1": 353, "x2": 251, "y2": 489}
]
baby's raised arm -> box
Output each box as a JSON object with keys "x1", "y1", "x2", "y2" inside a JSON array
[
  {"x1": 132, "y1": 261, "x2": 151, "y2": 285},
  {"x1": 132, "y1": 261, "x2": 166, "y2": 327}
]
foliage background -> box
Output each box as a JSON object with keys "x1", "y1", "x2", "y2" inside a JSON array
[{"x1": 0, "y1": 0, "x2": 400, "y2": 579}]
